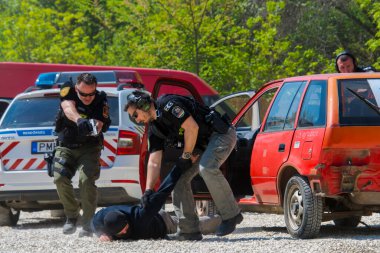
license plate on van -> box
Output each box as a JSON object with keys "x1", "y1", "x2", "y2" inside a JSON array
[{"x1": 31, "y1": 141, "x2": 56, "y2": 154}]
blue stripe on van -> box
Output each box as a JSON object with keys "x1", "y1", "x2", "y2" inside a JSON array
[
  {"x1": 0, "y1": 130, "x2": 17, "y2": 135},
  {"x1": 17, "y1": 129, "x2": 53, "y2": 136},
  {"x1": 1, "y1": 128, "x2": 117, "y2": 137}
]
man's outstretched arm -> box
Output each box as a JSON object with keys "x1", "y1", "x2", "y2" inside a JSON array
[{"x1": 141, "y1": 154, "x2": 198, "y2": 217}]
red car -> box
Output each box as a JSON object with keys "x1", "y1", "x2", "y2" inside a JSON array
[{"x1": 147, "y1": 72, "x2": 380, "y2": 239}]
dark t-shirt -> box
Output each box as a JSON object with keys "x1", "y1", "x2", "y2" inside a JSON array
[
  {"x1": 56, "y1": 82, "x2": 111, "y2": 144},
  {"x1": 148, "y1": 94, "x2": 211, "y2": 153}
]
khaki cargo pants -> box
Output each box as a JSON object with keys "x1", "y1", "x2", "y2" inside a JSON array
[{"x1": 53, "y1": 144, "x2": 101, "y2": 229}]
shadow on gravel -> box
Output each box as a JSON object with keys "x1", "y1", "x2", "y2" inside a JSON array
[
  {"x1": 229, "y1": 224, "x2": 380, "y2": 240},
  {"x1": 318, "y1": 224, "x2": 380, "y2": 239},
  {"x1": 232, "y1": 224, "x2": 380, "y2": 241},
  {"x1": 201, "y1": 228, "x2": 291, "y2": 242},
  {"x1": 15, "y1": 217, "x2": 64, "y2": 230},
  {"x1": 201, "y1": 237, "x2": 282, "y2": 242},
  {"x1": 234, "y1": 226, "x2": 288, "y2": 234},
  {"x1": 201, "y1": 225, "x2": 292, "y2": 241}
]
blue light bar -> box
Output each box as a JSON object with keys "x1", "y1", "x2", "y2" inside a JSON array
[
  {"x1": 35, "y1": 70, "x2": 144, "y2": 89},
  {"x1": 35, "y1": 72, "x2": 58, "y2": 86}
]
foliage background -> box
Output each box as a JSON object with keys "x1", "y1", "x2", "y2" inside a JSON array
[{"x1": 0, "y1": 0, "x2": 379, "y2": 94}]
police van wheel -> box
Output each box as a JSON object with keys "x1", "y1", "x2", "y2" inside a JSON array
[
  {"x1": 196, "y1": 200, "x2": 217, "y2": 216},
  {"x1": 0, "y1": 205, "x2": 20, "y2": 226},
  {"x1": 50, "y1": 209, "x2": 65, "y2": 218}
]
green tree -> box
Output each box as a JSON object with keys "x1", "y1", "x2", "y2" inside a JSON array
[
  {"x1": 1, "y1": 0, "x2": 93, "y2": 63},
  {"x1": 107, "y1": 0, "x2": 290, "y2": 93},
  {"x1": 355, "y1": 0, "x2": 380, "y2": 69},
  {"x1": 0, "y1": 0, "x2": 379, "y2": 94}
]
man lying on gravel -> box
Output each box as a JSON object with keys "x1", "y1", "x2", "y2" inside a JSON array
[{"x1": 92, "y1": 159, "x2": 221, "y2": 241}]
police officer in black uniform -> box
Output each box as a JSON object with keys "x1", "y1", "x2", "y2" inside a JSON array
[
  {"x1": 125, "y1": 90, "x2": 242, "y2": 241},
  {"x1": 53, "y1": 73, "x2": 111, "y2": 237}
]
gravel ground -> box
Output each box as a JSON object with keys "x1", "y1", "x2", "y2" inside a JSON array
[{"x1": 1, "y1": 209, "x2": 380, "y2": 253}]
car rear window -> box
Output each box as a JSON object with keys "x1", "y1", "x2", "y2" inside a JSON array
[
  {"x1": 339, "y1": 78, "x2": 380, "y2": 126},
  {"x1": 298, "y1": 80, "x2": 327, "y2": 128},
  {"x1": 0, "y1": 96, "x2": 119, "y2": 129}
]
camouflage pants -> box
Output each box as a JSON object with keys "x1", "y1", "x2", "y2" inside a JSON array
[{"x1": 53, "y1": 144, "x2": 101, "y2": 229}]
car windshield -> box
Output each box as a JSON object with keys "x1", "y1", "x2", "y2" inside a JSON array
[
  {"x1": 0, "y1": 96, "x2": 119, "y2": 129},
  {"x1": 339, "y1": 78, "x2": 380, "y2": 126}
]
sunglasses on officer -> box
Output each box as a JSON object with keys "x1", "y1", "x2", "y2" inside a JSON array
[
  {"x1": 77, "y1": 88, "x2": 96, "y2": 97},
  {"x1": 76, "y1": 89, "x2": 96, "y2": 97}
]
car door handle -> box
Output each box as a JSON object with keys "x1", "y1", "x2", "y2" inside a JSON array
[{"x1": 278, "y1": 144, "x2": 285, "y2": 152}]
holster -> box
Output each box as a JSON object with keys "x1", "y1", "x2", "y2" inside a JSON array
[
  {"x1": 52, "y1": 156, "x2": 75, "y2": 179},
  {"x1": 44, "y1": 150, "x2": 56, "y2": 177},
  {"x1": 205, "y1": 110, "x2": 231, "y2": 134}
]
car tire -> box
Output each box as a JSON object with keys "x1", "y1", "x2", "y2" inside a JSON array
[
  {"x1": 196, "y1": 200, "x2": 217, "y2": 216},
  {"x1": 0, "y1": 205, "x2": 20, "y2": 226},
  {"x1": 284, "y1": 175, "x2": 322, "y2": 239},
  {"x1": 333, "y1": 216, "x2": 361, "y2": 228}
]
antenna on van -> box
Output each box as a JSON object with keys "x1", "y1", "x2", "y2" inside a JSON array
[{"x1": 69, "y1": 76, "x2": 74, "y2": 86}]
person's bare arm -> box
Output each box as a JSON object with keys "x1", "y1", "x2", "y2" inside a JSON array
[
  {"x1": 181, "y1": 116, "x2": 199, "y2": 155},
  {"x1": 61, "y1": 100, "x2": 81, "y2": 123},
  {"x1": 146, "y1": 150, "x2": 163, "y2": 190}
]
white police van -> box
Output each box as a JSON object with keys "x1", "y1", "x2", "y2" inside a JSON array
[{"x1": 0, "y1": 70, "x2": 147, "y2": 225}]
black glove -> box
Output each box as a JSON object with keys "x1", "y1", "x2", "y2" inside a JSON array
[
  {"x1": 141, "y1": 189, "x2": 154, "y2": 208},
  {"x1": 76, "y1": 118, "x2": 92, "y2": 136},
  {"x1": 176, "y1": 157, "x2": 192, "y2": 171}
]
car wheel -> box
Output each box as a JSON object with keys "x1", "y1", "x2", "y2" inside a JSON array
[
  {"x1": 333, "y1": 216, "x2": 361, "y2": 228},
  {"x1": 196, "y1": 200, "x2": 217, "y2": 216},
  {"x1": 0, "y1": 205, "x2": 20, "y2": 226},
  {"x1": 284, "y1": 175, "x2": 322, "y2": 239}
]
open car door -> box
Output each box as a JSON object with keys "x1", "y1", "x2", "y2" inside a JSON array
[{"x1": 230, "y1": 81, "x2": 281, "y2": 204}]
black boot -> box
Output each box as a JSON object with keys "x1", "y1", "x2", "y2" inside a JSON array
[
  {"x1": 63, "y1": 217, "x2": 77, "y2": 234},
  {"x1": 78, "y1": 225, "x2": 93, "y2": 238},
  {"x1": 216, "y1": 213, "x2": 243, "y2": 236}
]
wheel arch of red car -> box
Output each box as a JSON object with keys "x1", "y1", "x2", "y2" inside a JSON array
[{"x1": 276, "y1": 162, "x2": 303, "y2": 206}]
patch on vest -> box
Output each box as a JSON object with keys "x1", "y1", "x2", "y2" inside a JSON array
[
  {"x1": 60, "y1": 87, "x2": 70, "y2": 97},
  {"x1": 164, "y1": 101, "x2": 174, "y2": 112},
  {"x1": 172, "y1": 106, "x2": 185, "y2": 118}
]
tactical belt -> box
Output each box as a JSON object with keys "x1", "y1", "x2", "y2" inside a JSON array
[{"x1": 59, "y1": 142, "x2": 84, "y2": 149}]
